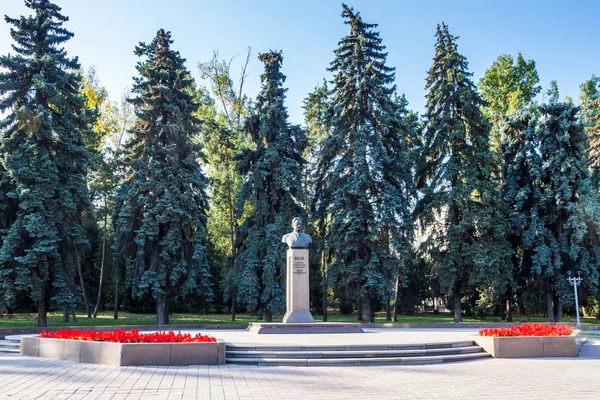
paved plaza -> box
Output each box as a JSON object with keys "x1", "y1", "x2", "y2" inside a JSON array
[{"x1": 1, "y1": 328, "x2": 599, "y2": 399}]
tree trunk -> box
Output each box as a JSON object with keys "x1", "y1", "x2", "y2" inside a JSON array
[
  {"x1": 393, "y1": 277, "x2": 399, "y2": 322},
  {"x1": 157, "y1": 294, "x2": 169, "y2": 326},
  {"x1": 555, "y1": 297, "x2": 563, "y2": 322},
  {"x1": 453, "y1": 280, "x2": 462, "y2": 323},
  {"x1": 357, "y1": 297, "x2": 362, "y2": 321},
  {"x1": 506, "y1": 299, "x2": 513, "y2": 322},
  {"x1": 63, "y1": 307, "x2": 69, "y2": 323},
  {"x1": 231, "y1": 285, "x2": 236, "y2": 322},
  {"x1": 226, "y1": 255, "x2": 236, "y2": 321},
  {"x1": 360, "y1": 297, "x2": 373, "y2": 323},
  {"x1": 93, "y1": 207, "x2": 108, "y2": 318},
  {"x1": 113, "y1": 267, "x2": 119, "y2": 319},
  {"x1": 265, "y1": 309, "x2": 273, "y2": 323},
  {"x1": 225, "y1": 150, "x2": 237, "y2": 323},
  {"x1": 75, "y1": 247, "x2": 91, "y2": 318},
  {"x1": 505, "y1": 286, "x2": 513, "y2": 322},
  {"x1": 517, "y1": 292, "x2": 526, "y2": 315},
  {"x1": 546, "y1": 283, "x2": 555, "y2": 322},
  {"x1": 321, "y1": 248, "x2": 328, "y2": 322},
  {"x1": 386, "y1": 298, "x2": 391, "y2": 321},
  {"x1": 37, "y1": 282, "x2": 49, "y2": 327}
]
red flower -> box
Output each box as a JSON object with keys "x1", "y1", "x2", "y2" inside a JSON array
[
  {"x1": 39, "y1": 329, "x2": 216, "y2": 343},
  {"x1": 478, "y1": 323, "x2": 573, "y2": 337}
]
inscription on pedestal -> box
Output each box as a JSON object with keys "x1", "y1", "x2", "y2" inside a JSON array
[{"x1": 293, "y1": 255, "x2": 307, "y2": 275}]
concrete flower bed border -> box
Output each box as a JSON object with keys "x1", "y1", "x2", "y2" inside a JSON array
[
  {"x1": 474, "y1": 330, "x2": 579, "y2": 358},
  {"x1": 21, "y1": 336, "x2": 225, "y2": 366}
]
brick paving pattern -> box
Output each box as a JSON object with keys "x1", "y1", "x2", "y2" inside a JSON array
[{"x1": 1, "y1": 332, "x2": 599, "y2": 399}]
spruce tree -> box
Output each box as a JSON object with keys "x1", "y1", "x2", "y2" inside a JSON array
[
  {"x1": 233, "y1": 51, "x2": 307, "y2": 322},
  {"x1": 498, "y1": 112, "x2": 541, "y2": 319},
  {"x1": 313, "y1": 4, "x2": 413, "y2": 323},
  {"x1": 416, "y1": 23, "x2": 512, "y2": 323},
  {"x1": 533, "y1": 103, "x2": 597, "y2": 321},
  {"x1": 112, "y1": 30, "x2": 211, "y2": 325},
  {"x1": 303, "y1": 79, "x2": 331, "y2": 321},
  {"x1": 0, "y1": 0, "x2": 91, "y2": 327}
]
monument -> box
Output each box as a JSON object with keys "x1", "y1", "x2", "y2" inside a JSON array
[
  {"x1": 246, "y1": 217, "x2": 363, "y2": 334},
  {"x1": 281, "y1": 217, "x2": 314, "y2": 323}
]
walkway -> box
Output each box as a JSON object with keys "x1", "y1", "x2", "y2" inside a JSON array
[{"x1": 1, "y1": 328, "x2": 599, "y2": 399}]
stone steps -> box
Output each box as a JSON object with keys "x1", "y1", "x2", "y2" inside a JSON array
[
  {"x1": 226, "y1": 340, "x2": 491, "y2": 366},
  {"x1": 0, "y1": 338, "x2": 20, "y2": 354}
]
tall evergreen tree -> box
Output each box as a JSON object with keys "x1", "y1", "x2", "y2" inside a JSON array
[
  {"x1": 498, "y1": 112, "x2": 541, "y2": 319},
  {"x1": 533, "y1": 103, "x2": 597, "y2": 321},
  {"x1": 304, "y1": 79, "x2": 331, "y2": 321},
  {"x1": 233, "y1": 51, "x2": 307, "y2": 322},
  {"x1": 112, "y1": 30, "x2": 211, "y2": 325},
  {"x1": 0, "y1": 0, "x2": 91, "y2": 327},
  {"x1": 416, "y1": 23, "x2": 512, "y2": 323},
  {"x1": 313, "y1": 4, "x2": 413, "y2": 323}
]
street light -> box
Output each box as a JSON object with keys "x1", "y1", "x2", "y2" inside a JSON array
[{"x1": 567, "y1": 271, "x2": 582, "y2": 327}]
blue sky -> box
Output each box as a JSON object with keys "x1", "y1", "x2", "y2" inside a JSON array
[{"x1": 1, "y1": 0, "x2": 599, "y2": 124}]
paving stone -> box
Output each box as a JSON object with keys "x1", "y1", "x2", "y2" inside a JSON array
[{"x1": 1, "y1": 332, "x2": 600, "y2": 399}]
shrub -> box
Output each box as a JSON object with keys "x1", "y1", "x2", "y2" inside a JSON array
[{"x1": 338, "y1": 300, "x2": 354, "y2": 315}]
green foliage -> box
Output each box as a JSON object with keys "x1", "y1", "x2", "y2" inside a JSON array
[
  {"x1": 479, "y1": 53, "x2": 541, "y2": 118},
  {"x1": 501, "y1": 103, "x2": 600, "y2": 321},
  {"x1": 534, "y1": 103, "x2": 599, "y2": 319},
  {"x1": 580, "y1": 75, "x2": 600, "y2": 108},
  {"x1": 0, "y1": 0, "x2": 92, "y2": 326},
  {"x1": 396, "y1": 250, "x2": 431, "y2": 315},
  {"x1": 303, "y1": 79, "x2": 332, "y2": 318},
  {"x1": 580, "y1": 76, "x2": 600, "y2": 178},
  {"x1": 197, "y1": 50, "x2": 253, "y2": 315},
  {"x1": 313, "y1": 4, "x2": 414, "y2": 323},
  {"x1": 416, "y1": 23, "x2": 512, "y2": 322},
  {"x1": 547, "y1": 80, "x2": 560, "y2": 104},
  {"x1": 498, "y1": 111, "x2": 540, "y2": 318},
  {"x1": 233, "y1": 51, "x2": 307, "y2": 317},
  {"x1": 112, "y1": 30, "x2": 212, "y2": 325},
  {"x1": 479, "y1": 53, "x2": 540, "y2": 156},
  {"x1": 81, "y1": 70, "x2": 135, "y2": 317}
]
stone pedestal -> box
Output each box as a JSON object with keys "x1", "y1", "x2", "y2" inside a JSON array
[
  {"x1": 247, "y1": 322, "x2": 363, "y2": 334},
  {"x1": 283, "y1": 249, "x2": 314, "y2": 323}
]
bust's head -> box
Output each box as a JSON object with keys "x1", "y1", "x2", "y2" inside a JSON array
[{"x1": 292, "y1": 217, "x2": 303, "y2": 232}]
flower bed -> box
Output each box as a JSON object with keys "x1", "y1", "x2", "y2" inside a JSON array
[
  {"x1": 475, "y1": 324, "x2": 578, "y2": 358},
  {"x1": 39, "y1": 328, "x2": 216, "y2": 343},
  {"x1": 22, "y1": 329, "x2": 224, "y2": 366},
  {"x1": 479, "y1": 323, "x2": 573, "y2": 337}
]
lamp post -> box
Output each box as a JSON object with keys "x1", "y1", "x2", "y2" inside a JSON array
[{"x1": 567, "y1": 271, "x2": 582, "y2": 327}]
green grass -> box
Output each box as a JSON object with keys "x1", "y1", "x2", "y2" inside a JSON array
[
  {"x1": 0, "y1": 312, "x2": 256, "y2": 328},
  {"x1": 578, "y1": 331, "x2": 600, "y2": 337},
  {"x1": 1, "y1": 310, "x2": 599, "y2": 329}
]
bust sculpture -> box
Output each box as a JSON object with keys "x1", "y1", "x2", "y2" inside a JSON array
[{"x1": 281, "y1": 217, "x2": 312, "y2": 249}]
